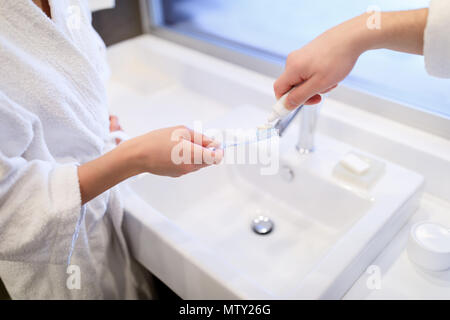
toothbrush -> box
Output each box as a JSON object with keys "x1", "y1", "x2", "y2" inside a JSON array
[
  {"x1": 256, "y1": 88, "x2": 302, "y2": 138},
  {"x1": 220, "y1": 89, "x2": 302, "y2": 150},
  {"x1": 221, "y1": 129, "x2": 278, "y2": 149}
]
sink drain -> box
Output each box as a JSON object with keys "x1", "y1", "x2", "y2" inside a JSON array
[{"x1": 252, "y1": 216, "x2": 274, "y2": 235}]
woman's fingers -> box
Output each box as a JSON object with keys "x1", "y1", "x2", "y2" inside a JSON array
[
  {"x1": 189, "y1": 140, "x2": 223, "y2": 166},
  {"x1": 173, "y1": 140, "x2": 223, "y2": 174},
  {"x1": 188, "y1": 129, "x2": 221, "y2": 148},
  {"x1": 109, "y1": 115, "x2": 122, "y2": 132},
  {"x1": 171, "y1": 125, "x2": 221, "y2": 149},
  {"x1": 109, "y1": 115, "x2": 123, "y2": 144}
]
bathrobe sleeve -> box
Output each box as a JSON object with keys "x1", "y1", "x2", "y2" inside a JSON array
[
  {"x1": 0, "y1": 92, "x2": 82, "y2": 265},
  {"x1": 424, "y1": 0, "x2": 450, "y2": 78}
]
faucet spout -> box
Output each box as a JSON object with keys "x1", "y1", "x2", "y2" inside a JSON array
[{"x1": 296, "y1": 105, "x2": 318, "y2": 154}]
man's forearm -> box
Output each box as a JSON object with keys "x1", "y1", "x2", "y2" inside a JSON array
[
  {"x1": 353, "y1": 9, "x2": 429, "y2": 55},
  {"x1": 274, "y1": 8, "x2": 430, "y2": 107}
]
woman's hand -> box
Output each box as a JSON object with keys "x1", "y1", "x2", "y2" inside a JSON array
[
  {"x1": 122, "y1": 125, "x2": 223, "y2": 178},
  {"x1": 78, "y1": 126, "x2": 223, "y2": 204},
  {"x1": 109, "y1": 115, "x2": 123, "y2": 144}
]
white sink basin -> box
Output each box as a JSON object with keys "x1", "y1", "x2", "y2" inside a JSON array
[{"x1": 123, "y1": 106, "x2": 424, "y2": 299}]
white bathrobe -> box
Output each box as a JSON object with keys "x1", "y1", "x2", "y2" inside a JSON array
[
  {"x1": 0, "y1": 0, "x2": 152, "y2": 299},
  {"x1": 424, "y1": 0, "x2": 450, "y2": 78}
]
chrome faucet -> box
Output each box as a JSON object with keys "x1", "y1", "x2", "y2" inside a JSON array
[{"x1": 273, "y1": 104, "x2": 318, "y2": 154}]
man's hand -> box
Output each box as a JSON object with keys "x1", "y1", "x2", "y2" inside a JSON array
[
  {"x1": 274, "y1": 9, "x2": 428, "y2": 109},
  {"x1": 273, "y1": 24, "x2": 359, "y2": 109}
]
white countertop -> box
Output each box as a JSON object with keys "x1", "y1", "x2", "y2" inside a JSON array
[
  {"x1": 344, "y1": 193, "x2": 450, "y2": 299},
  {"x1": 106, "y1": 35, "x2": 450, "y2": 300}
]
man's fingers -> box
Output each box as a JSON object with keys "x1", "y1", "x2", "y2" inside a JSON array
[
  {"x1": 303, "y1": 84, "x2": 338, "y2": 105},
  {"x1": 321, "y1": 84, "x2": 338, "y2": 94},
  {"x1": 285, "y1": 76, "x2": 325, "y2": 109},
  {"x1": 273, "y1": 70, "x2": 301, "y2": 100},
  {"x1": 304, "y1": 94, "x2": 322, "y2": 105}
]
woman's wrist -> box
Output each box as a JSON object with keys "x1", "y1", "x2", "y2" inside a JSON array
[
  {"x1": 78, "y1": 141, "x2": 143, "y2": 204},
  {"x1": 114, "y1": 138, "x2": 147, "y2": 177}
]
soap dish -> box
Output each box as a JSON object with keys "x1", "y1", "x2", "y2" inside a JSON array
[
  {"x1": 407, "y1": 221, "x2": 450, "y2": 272},
  {"x1": 332, "y1": 152, "x2": 385, "y2": 190}
]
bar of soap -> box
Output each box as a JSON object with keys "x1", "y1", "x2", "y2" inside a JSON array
[
  {"x1": 340, "y1": 153, "x2": 370, "y2": 176},
  {"x1": 333, "y1": 152, "x2": 385, "y2": 190}
]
